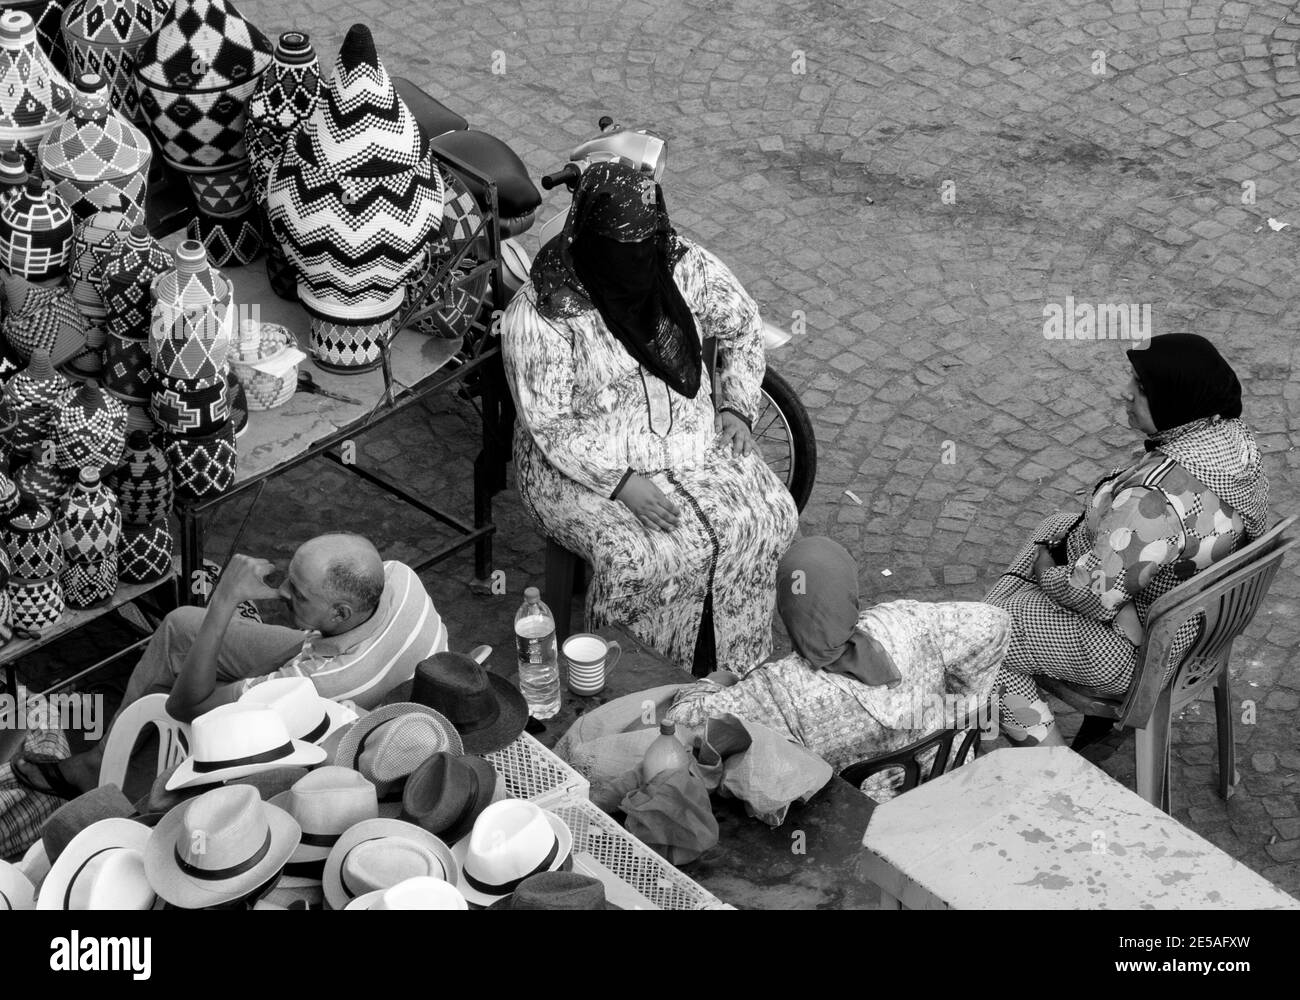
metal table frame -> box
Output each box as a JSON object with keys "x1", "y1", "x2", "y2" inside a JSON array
[{"x1": 175, "y1": 145, "x2": 514, "y2": 605}]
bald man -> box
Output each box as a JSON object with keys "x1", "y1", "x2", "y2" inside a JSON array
[{"x1": 14, "y1": 533, "x2": 447, "y2": 797}]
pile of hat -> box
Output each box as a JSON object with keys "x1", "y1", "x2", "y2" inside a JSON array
[{"x1": 5, "y1": 656, "x2": 621, "y2": 910}]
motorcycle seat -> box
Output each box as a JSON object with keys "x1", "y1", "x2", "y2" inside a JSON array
[
  {"x1": 393, "y1": 76, "x2": 468, "y2": 137},
  {"x1": 430, "y1": 129, "x2": 541, "y2": 237}
]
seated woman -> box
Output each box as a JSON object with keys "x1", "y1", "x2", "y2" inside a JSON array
[
  {"x1": 986, "y1": 333, "x2": 1270, "y2": 746},
  {"x1": 501, "y1": 162, "x2": 798, "y2": 675},
  {"x1": 663, "y1": 537, "x2": 1011, "y2": 798}
]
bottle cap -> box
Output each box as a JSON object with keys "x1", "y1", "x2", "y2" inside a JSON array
[
  {"x1": 524, "y1": 586, "x2": 540, "y2": 601},
  {"x1": 659, "y1": 721, "x2": 675, "y2": 736}
]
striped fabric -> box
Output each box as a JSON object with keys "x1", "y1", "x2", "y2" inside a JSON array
[{"x1": 235, "y1": 561, "x2": 447, "y2": 710}]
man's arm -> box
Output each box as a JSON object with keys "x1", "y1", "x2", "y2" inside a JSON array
[{"x1": 166, "y1": 555, "x2": 282, "y2": 723}]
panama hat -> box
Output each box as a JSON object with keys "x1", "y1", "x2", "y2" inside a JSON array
[
  {"x1": 344, "y1": 874, "x2": 469, "y2": 910},
  {"x1": 240, "y1": 677, "x2": 357, "y2": 745},
  {"x1": 165, "y1": 703, "x2": 327, "y2": 790},
  {"x1": 322, "y1": 817, "x2": 458, "y2": 911},
  {"x1": 488, "y1": 871, "x2": 622, "y2": 910},
  {"x1": 269, "y1": 766, "x2": 378, "y2": 885},
  {"x1": 37, "y1": 818, "x2": 156, "y2": 910},
  {"x1": 144, "y1": 784, "x2": 302, "y2": 909},
  {"x1": 333, "y1": 703, "x2": 462, "y2": 795},
  {"x1": 451, "y1": 799, "x2": 573, "y2": 907},
  {"x1": 18, "y1": 839, "x2": 49, "y2": 891},
  {"x1": 390, "y1": 652, "x2": 528, "y2": 754},
  {"x1": 41, "y1": 785, "x2": 137, "y2": 863},
  {"x1": 400, "y1": 751, "x2": 499, "y2": 843},
  {"x1": 0, "y1": 860, "x2": 35, "y2": 910}
]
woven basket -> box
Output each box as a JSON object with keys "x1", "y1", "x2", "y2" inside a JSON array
[{"x1": 228, "y1": 321, "x2": 296, "y2": 410}]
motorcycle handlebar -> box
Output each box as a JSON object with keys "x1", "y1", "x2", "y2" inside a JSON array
[{"x1": 541, "y1": 163, "x2": 581, "y2": 190}]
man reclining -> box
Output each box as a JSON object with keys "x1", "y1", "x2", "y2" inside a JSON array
[{"x1": 13, "y1": 532, "x2": 447, "y2": 798}]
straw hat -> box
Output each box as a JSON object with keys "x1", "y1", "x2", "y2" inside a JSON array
[
  {"x1": 388, "y1": 651, "x2": 527, "y2": 754},
  {"x1": 165, "y1": 702, "x2": 327, "y2": 790},
  {"x1": 332, "y1": 703, "x2": 462, "y2": 796},
  {"x1": 322, "y1": 817, "x2": 457, "y2": 912},
  {"x1": 0, "y1": 860, "x2": 35, "y2": 910},
  {"x1": 239, "y1": 677, "x2": 357, "y2": 745},
  {"x1": 344, "y1": 875, "x2": 468, "y2": 910},
  {"x1": 399, "y1": 751, "x2": 499, "y2": 843},
  {"x1": 451, "y1": 799, "x2": 574, "y2": 908},
  {"x1": 268, "y1": 766, "x2": 378, "y2": 886},
  {"x1": 488, "y1": 872, "x2": 621, "y2": 911},
  {"x1": 144, "y1": 785, "x2": 301, "y2": 909},
  {"x1": 37, "y1": 817, "x2": 155, "y2": 910}
]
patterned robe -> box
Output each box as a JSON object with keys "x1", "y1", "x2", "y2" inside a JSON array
[
  {"x1": 986, "y1": 449, "x2": 1254, "y2": 740},
  {"x1": 664, "y1": 601, "x2": 1011, "y2": 799},
  {"x1": 501, "y1": 240, "x2": 799, "y2": 673}
]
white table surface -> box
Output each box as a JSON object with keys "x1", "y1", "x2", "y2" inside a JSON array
[{"x1": 862, "y1": 746, "x2": 1300, "y2": 910}]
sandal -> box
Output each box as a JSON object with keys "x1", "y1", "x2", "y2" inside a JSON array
[{"x1": 10, "y1": 754, "x2": 82, "y2": 801}]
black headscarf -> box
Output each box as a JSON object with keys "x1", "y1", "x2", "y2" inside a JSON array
[
  {"x1": 531, "y1": 161, "x2": 701, "y2": 398},
  {"x1": 1126, "y1": 333, "x2": 1243, "y2": 432}
]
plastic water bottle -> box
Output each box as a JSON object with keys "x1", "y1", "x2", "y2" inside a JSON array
[
  {"x1": 641, "y1": 721, "x2": 692, "y2": 782},
  {"x1": 515, "y1": 587, "x2": 560, "y2": 719}
]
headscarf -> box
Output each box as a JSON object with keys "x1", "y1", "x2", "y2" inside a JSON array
[
  {"x1": 1127, "y1": 333, "x2": 1242, "y2": 431},
  {"x1": 530, "y1": 161, "x2": 701, "y2": 398},
  {"x1": 1127, "y1": 334, "x2": 1269, "y2": 539},
  {"x1": 776, "y1": 537, "x2": 902, "y2": 687}
]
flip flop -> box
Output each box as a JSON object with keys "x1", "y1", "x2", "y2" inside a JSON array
[{"x1": 10, "y1": 754, "x2": 82, "y2": 801}]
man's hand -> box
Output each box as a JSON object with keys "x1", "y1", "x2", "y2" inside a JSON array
[
  {"x1": 714, "y1": 410, "x2": 754, "y2": 457},
  {"x1": 213, "y1": 554, "x2": 280, "y2": 606},
  {"x1": 616, "y1": 474, "x2": 680, "y2": 532}
]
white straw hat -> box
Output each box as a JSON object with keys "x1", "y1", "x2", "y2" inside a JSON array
[
  {"x1": 450, "y1": 799, "x2": 573, "y2": 907},
  {"x1": 166, "y1": 702, "x2": 327, "y2": 790}
]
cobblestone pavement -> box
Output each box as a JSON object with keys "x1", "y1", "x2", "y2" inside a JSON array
[{"x1": 40, "y1": 0, "x2": 1300, "y2": 901}]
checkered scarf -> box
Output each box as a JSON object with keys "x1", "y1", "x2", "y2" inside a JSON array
[{"x1": 1147, "y1": 416, "x2": 1270, "y2": 539}]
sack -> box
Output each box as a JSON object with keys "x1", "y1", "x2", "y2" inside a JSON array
[{"x1": 618, "y1": 765, "x2": 719, "y2": 866}]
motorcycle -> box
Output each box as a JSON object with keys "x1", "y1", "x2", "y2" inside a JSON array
[{"x1": 394, "y1": 97, "x2": 816, "y2": 512}]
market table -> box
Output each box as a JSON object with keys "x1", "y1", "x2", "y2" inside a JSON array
[
  {"x1": 154, "y1": 225, "x2": 511, "y2": 605},
  {"x1": 861, "y1": 745, "x2": 1300, "y2": 910},
  {"x1": 515, "y1": 625, "x2": 880, "y2": 910}
]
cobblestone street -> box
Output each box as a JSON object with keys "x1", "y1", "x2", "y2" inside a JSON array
[{"x1": 55, "y1": 0, "x2": 1300, "y2": 902}]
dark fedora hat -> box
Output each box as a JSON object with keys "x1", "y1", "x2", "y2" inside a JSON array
[
  {"x1": 389, "y1": 652, "x2": 527, "y2": 754},
  {"x1": 487, "y1": 871, "x2": 621, "y2": 910},
  {"x1": 400, "y1": 752, "x2": 499, "y2": 842},
  {"x1": 42, "y1": 786, "x2": 136, "y2": 864}
]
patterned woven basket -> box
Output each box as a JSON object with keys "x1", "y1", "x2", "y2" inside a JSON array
[
  {"x1": 119, "y1": 518, "x2": 171, "y2": 582},
  {"x1": 59, "y1": 553, "x2": 116, "y2": 607},
  {"x1": 165, "y1": 417, "x2": 235, "y2": 503},
  {"x1": 8, "y1": 575, "x2": 64, "y2": 634},
  {"x1": 3, "y1": 499, "x2": 64, "y2": 579},
  {"x1": 228, "y1": 320, "x2": 297, "y2": 410}
]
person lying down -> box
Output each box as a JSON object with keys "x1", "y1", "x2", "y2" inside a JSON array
[{"x1": 663, "y1": 536, "x2": 1011, "y2": 800}]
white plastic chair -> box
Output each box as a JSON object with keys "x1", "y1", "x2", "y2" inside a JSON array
[{"x1": 97, "y1": 693, "x2": 191, "y2": 792}]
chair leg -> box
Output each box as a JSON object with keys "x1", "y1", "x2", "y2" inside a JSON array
[
  {"x1": 544, "y1": 539, "x2": 577, "y2": 644},
  {"x1": 1134, "y1": 686, "x2": 1173, "y2": 811},
  {"x1": 1213, "y1": 669, "x2": 1236, "y2": 800}
]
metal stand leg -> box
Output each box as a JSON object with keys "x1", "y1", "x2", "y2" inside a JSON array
[{"x1": 178, "y1": 509, "x2": 205, "y2": 607}]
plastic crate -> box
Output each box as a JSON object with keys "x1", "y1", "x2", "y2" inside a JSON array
[
  {"x1": 550, "y1": 795, "x2": 733, "y2": 910},
  {"x1": 485, "y1": 730, "x2": 589, "y2": 807}
]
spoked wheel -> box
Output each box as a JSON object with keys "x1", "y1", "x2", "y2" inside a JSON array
[{"x1": 755, "y1": 366, "x2": 817, "y2": 512}]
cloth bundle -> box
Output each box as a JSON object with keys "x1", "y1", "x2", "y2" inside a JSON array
[{"x1": 554, "y1": 684, "x2": 833, "y2": 834}]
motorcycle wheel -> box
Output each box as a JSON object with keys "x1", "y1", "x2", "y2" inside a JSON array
[{"x1": 756, "y1": 366, "x2": 817, "y2": 513}]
